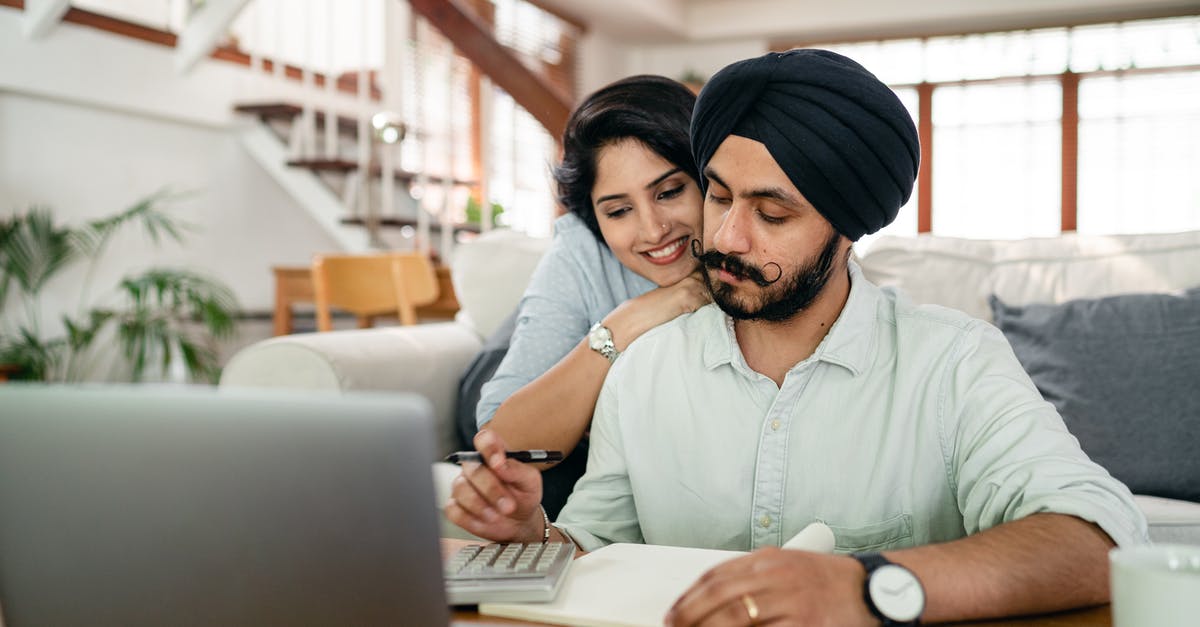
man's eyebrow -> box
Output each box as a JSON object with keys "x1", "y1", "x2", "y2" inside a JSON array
[
  {"x1": 703, "y1": 167, "x2": 729, "y2": 191},
  {"x1": 745, "y1": 186, "x2": 805, "y2": 210},
  {"x1": 704, "y1": 167, "x2": 806, "y2": 211},
  {"x1": 594, "y1": 167, "x2": 683, "y2": 205}
]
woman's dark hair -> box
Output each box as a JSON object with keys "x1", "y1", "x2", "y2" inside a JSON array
[{"x1": 553, "y1": 75, "x2": 699, "y2": 242}]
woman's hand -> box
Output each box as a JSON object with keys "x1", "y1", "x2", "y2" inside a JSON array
[
  {"x1": 444, "y1": 430, "x2": 547, "y2": 543},
  {"x1": 603, "y1": 271, "x2": 710, "y2": 351}
]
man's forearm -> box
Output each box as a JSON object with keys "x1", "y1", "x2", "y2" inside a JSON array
[{"x1": 886, "y1": 513, "x2": 1115, "y2": 623}]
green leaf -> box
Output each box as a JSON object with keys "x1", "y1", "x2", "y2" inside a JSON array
[
  {"x1": 113, "y1": 267, "x2": 238, "y2": 382},
  {"x1": 71, "y1": 189, "x2": 196, "y2": 256},
  {"x1": 0, "y1": 327, "x2": 66, "y2": 381},
  {"x1": 0, "y1": 208, "x2": 78, "y2": 295}
]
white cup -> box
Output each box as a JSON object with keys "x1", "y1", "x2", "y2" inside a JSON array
[{"x1": 1110, "y1": 543, "x2": 1200, "y2": 627}]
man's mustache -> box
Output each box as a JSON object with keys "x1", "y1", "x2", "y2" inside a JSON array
[{"x1": 690, "y1": 239, "x2": 782, "y2": 286}]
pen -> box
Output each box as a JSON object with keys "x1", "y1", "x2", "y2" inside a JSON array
[{"x1": 444, "y1": 450, "x2": 564, "y2": 465}]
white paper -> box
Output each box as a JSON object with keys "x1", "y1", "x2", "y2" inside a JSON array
[{"x1": 480, "y1": 543, "x2": 744, "y2": 627}]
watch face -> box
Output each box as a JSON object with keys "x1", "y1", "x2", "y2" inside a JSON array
[
  {"x1": 868, "y1": 564, "x2": 925, "y2": 622},
  {"x1": 588, "y1": 326, "x2": 610, "y2": 350}
]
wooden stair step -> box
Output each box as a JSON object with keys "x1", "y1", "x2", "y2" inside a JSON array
[
  {"x1": 340, "y1": 216, "x2": 482, "y2": 234},
  {"x1": 235, "y1": 103, "x2": 359, "y2": 135},
  {"x1": 287, "y1": 159, "x2": 477, "y2": 187}
]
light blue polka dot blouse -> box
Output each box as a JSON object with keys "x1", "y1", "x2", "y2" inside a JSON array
[{"x1": 475, "y1": 212, "x2": 657, "y2": 429}]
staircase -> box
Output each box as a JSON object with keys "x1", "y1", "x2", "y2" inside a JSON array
[
  {"x1": 1, "y1": 0, "x2": 580, "y2": 258},
  {"x1": 233, "y1": 99, "x2": 481, "y2": 260}
]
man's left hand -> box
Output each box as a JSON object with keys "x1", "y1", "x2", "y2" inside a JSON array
[{"x1": 665, "y1": 547, "x2": 876, "y2": 626}]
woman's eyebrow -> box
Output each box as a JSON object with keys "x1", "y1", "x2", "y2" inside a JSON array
[
  {"x1": 595, "y1": 167, "x2": 684, "y2": 205},
  {"x1": 645, "y1": 167, "x2": 683, "y2": 189}
]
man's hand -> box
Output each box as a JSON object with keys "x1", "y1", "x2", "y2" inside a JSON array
[
  {"x1": 444, "y1": 430, "x2": 546, "y2": 543},
  {"x1": 665, "y1": 547, "x2": 876, "y2": 627}
]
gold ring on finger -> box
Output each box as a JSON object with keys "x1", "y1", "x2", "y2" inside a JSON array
[{"x1": 740, "y1": 593, "x2": 759, "y2": 625}]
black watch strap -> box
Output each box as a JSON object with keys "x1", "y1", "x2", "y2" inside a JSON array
[{"x1": 852, "y1": 552, "x2": 922, "y2": 627}]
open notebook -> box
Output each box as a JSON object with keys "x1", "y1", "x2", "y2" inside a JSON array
[
  {"x1": 479, "y1": 522, "x2": 836, "y2": 627},
  {"x1": 479, "y1": 543, "x2": 742, "y2": 627}
]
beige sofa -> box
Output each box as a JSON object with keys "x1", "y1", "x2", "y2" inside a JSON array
[{"x1": 221, "y1": 228, "x2": 1200, "y2": 544}]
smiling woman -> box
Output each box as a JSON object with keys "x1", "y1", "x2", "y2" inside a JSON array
[
  {"x1": 591, "y1": 139, "x2": 703, "y2": 287},
  {"x1": 455, "y1": 75, "x2": 710, "y2": 520}
]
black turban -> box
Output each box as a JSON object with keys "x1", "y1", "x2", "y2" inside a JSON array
[{"x1": 691, "y1": 49, "x2": 920, "y2": 241}]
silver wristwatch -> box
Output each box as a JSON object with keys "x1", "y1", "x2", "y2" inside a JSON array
[{"x1": 587, "y1": 322, "x2": 619, "y2": 363}]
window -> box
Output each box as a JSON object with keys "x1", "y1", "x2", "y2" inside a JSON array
[
  {"x1": 932, "y1": 80, "x2": 1061, "y2": 239},
  {"x1": 808, "y1": 15, "x2": 1200, "y2": 243},
  {"x1": 1077, "y1": 70, "x2": 1200, "y2": 234}
]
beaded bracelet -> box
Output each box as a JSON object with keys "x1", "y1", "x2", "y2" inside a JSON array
[{"x1": 539, "y1": 505, "x2": 551, "y2": 543}]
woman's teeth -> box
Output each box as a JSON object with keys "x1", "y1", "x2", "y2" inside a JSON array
[{"x1": 646, "y1": 237, "x2": 685, "y2": 259}]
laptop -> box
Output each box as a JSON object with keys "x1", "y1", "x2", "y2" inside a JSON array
[{"x1": 0, "y1": 385, "x2": 450, "y2": 627}]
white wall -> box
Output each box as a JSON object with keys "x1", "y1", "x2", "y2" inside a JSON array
[
  {"x1": 576, "y1": 0, "x2": 1197, "y2": 94},
  {"x1": 685, "y1": 0, "x2": 1200, "y2": 43},
  {"x1": 578, "y1": 31, "x2": 767, "y2": 95},
  {"x1": 0, "y1": 91, "x2": 339, "y2": 327},
  {"x1": 624, "y1": 38, "x2": 769, "y2": 86}
]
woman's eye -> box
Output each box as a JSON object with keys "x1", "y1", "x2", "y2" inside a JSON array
[
  {"x1": 758, "y1": 211, "x2": 786, "y2": 225},
  {"x1": 657, "y1": 185, "x2": 685, "y2": 201},
  {"x1": 604, "y1": 207, "x2": 631, "y2": 219}
]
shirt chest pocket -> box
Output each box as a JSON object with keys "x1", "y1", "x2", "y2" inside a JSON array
[{"x1": 825, "y1": 513, "x2": 914, "y2": 553}]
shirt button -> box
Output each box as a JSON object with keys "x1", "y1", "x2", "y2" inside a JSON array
[
  {"x1": 770, "y1": 420, "x2": 781, "y2": 431},
  {"x1": 759, "y1": 515, "x2": 771, "y2": 528}
]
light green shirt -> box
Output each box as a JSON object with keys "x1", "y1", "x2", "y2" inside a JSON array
[{"x1": 556, "y1": 262, "x2": 1148, "y2": 553}]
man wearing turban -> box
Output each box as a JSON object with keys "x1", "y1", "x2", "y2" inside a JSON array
[{"x1": 448, "y1": 50, "x2": 1147, "y2": 626}]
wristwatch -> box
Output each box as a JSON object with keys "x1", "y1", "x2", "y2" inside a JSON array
[
  {"x1": 587, "y1": 322, "x2": 619, "y2": 363},
  {"x1": 851, "y1": 553, "x2": 925, "y2": 626}
]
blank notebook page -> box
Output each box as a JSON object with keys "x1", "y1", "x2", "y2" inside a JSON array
[{"x1": 479, "y1": 543, "x2": 744, "y2": 627}]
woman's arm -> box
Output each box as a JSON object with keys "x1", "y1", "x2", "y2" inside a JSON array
[{"x1": 486, "y1": 273, "x2": 709, "y2": 455}]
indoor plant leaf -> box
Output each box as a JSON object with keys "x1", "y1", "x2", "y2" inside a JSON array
[{"x1": 0, "y1": 208, "x2": 78, "y2": 296}]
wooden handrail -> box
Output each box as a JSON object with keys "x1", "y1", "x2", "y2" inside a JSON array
[
  {"x1": 0, "y1": 0, "x2": 380, "y2": 100},
  {"x1": 409, "y1": 0, "x2": 573, "y2": 141}
]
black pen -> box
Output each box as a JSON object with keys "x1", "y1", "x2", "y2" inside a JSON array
[{"x1": 444, "y1": 450, "x2": 564, "y2": 465}]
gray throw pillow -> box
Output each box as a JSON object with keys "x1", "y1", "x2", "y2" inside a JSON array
[{"x1": 989, "y1": 289, "x2": 1200, "y2": 502}]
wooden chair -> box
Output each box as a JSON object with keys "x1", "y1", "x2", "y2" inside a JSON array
[{"x1": 311, "y1": 252, "x2": 440, "y2": 332}]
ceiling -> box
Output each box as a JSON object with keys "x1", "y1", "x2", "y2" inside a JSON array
[{"x1": 535, "y1": 0, "x2": 1200, "y2": 44}]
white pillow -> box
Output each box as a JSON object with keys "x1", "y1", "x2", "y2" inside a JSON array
[
  {"x1": 451, "y1": 229, "x2": 551, "y2": 338},
  {"x1": 859, "y1": 230, "x2": 1200, "y2": 321}
]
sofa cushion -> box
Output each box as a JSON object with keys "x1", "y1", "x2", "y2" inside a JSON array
[
  {"x1": 220, "y1": 323, "x2": 483, "y2": 456},
  {"x1": 1134, "y1": 495, "x2": 1200, "y2": 545},
  {"x1": 989, "y1": 290, "x2": 1200, "y2": 502},
  {"x1": 860, "y1": 230, "x2": 1200, "y2": 321},
  {"x1": 451, "y1": 229, "x2": 551, "y2": 338}
]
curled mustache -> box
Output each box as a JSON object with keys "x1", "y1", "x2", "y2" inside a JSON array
[{"x1": 690, "y1": 239, "x2": 782, "y2": 286}]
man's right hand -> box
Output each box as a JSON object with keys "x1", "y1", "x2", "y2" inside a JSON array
[{"x1": 444, "y1": 429, "x2": 546, "y2": 543}]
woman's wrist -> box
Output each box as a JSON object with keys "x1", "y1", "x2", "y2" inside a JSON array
[{"x1": 600, "y1": 312, "x2": 639, "y2": 353}]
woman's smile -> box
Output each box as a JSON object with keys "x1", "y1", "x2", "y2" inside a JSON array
[{"x1": 643, "y1": 236, "x2": 689, "y2": 264}]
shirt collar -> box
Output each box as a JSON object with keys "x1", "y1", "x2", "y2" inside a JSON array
[{"x1": 702, "y1": 260, "x2": 879, "y2": 377}]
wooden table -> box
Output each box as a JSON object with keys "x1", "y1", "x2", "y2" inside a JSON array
[
  {"x1": 271, "y1": 263, "x2": 460, "y2": 335},
  {"x1": 440, "y1": 540, "x2": 1111, "y2": 626},
  {"x1": 450, "y1": 599, "x2": 1111, "y2": 626}
]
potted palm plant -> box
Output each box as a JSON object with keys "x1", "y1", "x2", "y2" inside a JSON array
[{"x1": 0, "y1": 192, "x2": 238, "y2": 383}]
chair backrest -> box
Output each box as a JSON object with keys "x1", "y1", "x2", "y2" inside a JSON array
[{"x1": 312, "y1": 252, "x2": 440, "y2": 331}]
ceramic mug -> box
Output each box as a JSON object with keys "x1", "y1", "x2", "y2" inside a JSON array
[{"x1": 1109, "y1": 543, "x2": 1200, "y2": 627}]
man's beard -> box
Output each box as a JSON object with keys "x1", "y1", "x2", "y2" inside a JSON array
[{"x1": 696, "y1": 231, "x2": 842, "y2": 323}]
